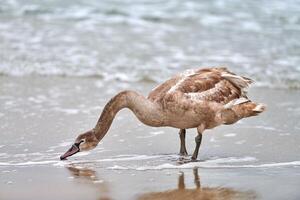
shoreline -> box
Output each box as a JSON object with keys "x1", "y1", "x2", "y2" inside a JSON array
[{"x1": 1, "y1": 76, "x2": 300, "y2": 200}]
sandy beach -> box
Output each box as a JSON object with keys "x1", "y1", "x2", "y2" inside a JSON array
[
  {"x1": 1, "y1": 0, "x2": 300, "y2": 199},
  {"x1": 1, "y1": 76, "x2": 300, "y2": 200}
]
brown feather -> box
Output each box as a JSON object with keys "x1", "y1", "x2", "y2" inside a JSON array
[{"x1": 149, "y1": 67, "x2": 248, "y2": 106}]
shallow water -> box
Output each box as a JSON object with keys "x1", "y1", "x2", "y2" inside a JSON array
[
  {"x1": 1, "y1": 77, "x2": 300, "y2": 199},
  {"x1": 1, "y1": 1, "x2": 300, "y2": 198}
]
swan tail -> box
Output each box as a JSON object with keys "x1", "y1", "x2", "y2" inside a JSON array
[
  {"x1": 221, "y1": 72, "x2": 253, "y2": 97},
  {"x1": 220, "y1": 101, "x2": 266, "y2": 125},
  {"x1": 232, "y1": 101, "x2": 266, "y2": 118}
]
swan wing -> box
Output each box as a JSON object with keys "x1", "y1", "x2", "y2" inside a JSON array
[
  {"x1": 147, "y1": 72, "x2": 182, "y2": 102},
  {"x1": 162, "y1": 67, "x2": 253, "y2": 105}
]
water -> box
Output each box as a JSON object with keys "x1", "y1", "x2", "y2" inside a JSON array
[
  {"x1": 0, "y1": 0, "x2": 300, "y2": 88},
  {"x1": 1, "y1": 1, "x2": 300, "y2": 199},
  {"x1": 1, "y1": 77, "x2": 300, "y2": 199}
]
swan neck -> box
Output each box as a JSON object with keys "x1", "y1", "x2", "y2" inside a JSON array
[
  {"x1": 94, "y1": 91, "x2": 129, "y2": 140},
  {"x1": 94, "y1": 90, "x2": 159, "y2": 141}
]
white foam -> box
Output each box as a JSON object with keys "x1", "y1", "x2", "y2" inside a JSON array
[
  {"x1": 93, "y1": 180, "x2": 104, "y2": 184},
  {"x1": 254, "y1": 126, "x2": 277, "y2": 131},
  {"x1": 205, "y1": 156, "x2": 257, "y2": 163},
  {"x1": 137, "y1": 135, "x2": 155, "y2": 139},
  {"x1": 2, "y1": 153, "x2": 299, "y2": 171},
  {"x1": 0, "y1": 160, "x2": 58, "y2": 166},
  {"x1": 27, "y1": 96, "x2": 47, "y2": 104},
  {"x1": 74, "y1": 152, "x2": 91, "y2": 157},
  {"x1": 200, "y1": 15, "x2": 230, "y2": 26},
  {"x1": 209, "y1": 137, "x2": 217, "y2": 143},
  {"x1": 58, "y1": 141, "x2": 72, "y2": 147},
  {"x1": 223, "y1": 133, "x2": 237, "y2": 137},
  {"x1": 0, "y1": 154, "x2": 170, "y2": 167},
  {"x1": 106, "y1": 160, "x2": 300, "y2": 171},
  {"x1": 150, "y1": 131, "x2": 165, "y2": 135},
  {"x1": 13, "y1": 154, "x2": 27, "y2": 158},
  {"x1": 279, "y1": 133, "x2": 291, "y2": 136},
  {"x1": 97, "y1": 154, "x2": 164, "y2": 162},
  {"x1": 94, "y1": 80, "x2": 104, "y2": 88},
  {"x1": 108, "y1": 165, "x2": 129, "y2": 170},
  {"x1": 0, "y1": 162, "x2": 11, "y2": 166},
  {"x1": 241, "y1": 21, "x2": 262, "y2": 32},
  {"x1": 53, "y1": 108, "x2": 80, "y2": 114},
  {"x1": 48, "y1": 141, "x2": 73, "y2": 150},
  {"x1": 235, "y1": 140, "x2": 246, "y2": 145}
]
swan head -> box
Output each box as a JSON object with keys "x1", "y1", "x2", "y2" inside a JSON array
[{"x1": 60, "y1": 130, "x2": 98, "y2": 160}]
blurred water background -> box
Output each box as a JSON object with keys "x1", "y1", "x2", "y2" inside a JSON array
[{"x1": 0, "y1": 0, "x2": 300, "y2": 88}]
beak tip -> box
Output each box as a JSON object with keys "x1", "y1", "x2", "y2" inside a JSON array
[
  {"x1": 60, "y1": 144, "x2": 80, "y2": 160},
  {"x1": 60, "y1": 156, "x2": 66, "y2": 160}
]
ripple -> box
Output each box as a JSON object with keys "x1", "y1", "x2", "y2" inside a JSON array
[{"x1": 0, "y1": 0, "x2": 299, "y2": 89}]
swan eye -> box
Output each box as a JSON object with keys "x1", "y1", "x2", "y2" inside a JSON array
[{"x1": 74, "y1": 140, "x2": 85, "y2": 147}]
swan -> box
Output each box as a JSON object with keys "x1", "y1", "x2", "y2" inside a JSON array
[{"x1": 60, "y1": 67, "x2": 266, "y2": 160}]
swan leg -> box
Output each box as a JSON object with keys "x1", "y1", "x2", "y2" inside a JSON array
[
  {"x1": 179, "y1": 129, "x2": 188, "y2": 156},
  {"x1": 191, "y1": 133, "x2": 202, "y2": 160},
  {"x1": 191, "y1": 125, "x2": 204, "y2": 161}
]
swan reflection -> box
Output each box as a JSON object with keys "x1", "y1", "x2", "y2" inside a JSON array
[
  {"x1": 66, "y1": 165, "x2": 111, "y2": 200},
  {"x1": 66, "y1": 166, "x2": 256, "y2": 200},
  {"x1": 138, "y1": 168, "x2": 256, "y2": 200}
]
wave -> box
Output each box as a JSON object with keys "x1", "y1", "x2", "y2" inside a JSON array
[
  {"x1": 0, "y1": 0, "x2": 300, "y2": 89},
  {"x1": 0, "y1": 154, "x2": 169, "y2": 167},
  {"x1": 110, "y1": 161, "x2": 300, "y2": 171},
  {"x1": 0, "y1": 160, "x2": 58, "y2": 166},
  {"x1": 1, "y1": 154, "x2": 300, "y2": 170},
  {"x1": 1, "y1": 67, "x2": 300, "y2": 89}
]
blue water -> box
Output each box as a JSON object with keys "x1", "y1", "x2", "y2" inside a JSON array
[{"x1": 0, "y1": 0, "x2": 300, "y2": 88}]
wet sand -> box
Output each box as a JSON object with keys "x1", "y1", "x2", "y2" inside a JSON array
[{"x1": 1, "y1": 76, "x2": 300, "y2": 200}]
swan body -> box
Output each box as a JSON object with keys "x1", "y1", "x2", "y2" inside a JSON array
[
  {"x1": 147, "y1": 67, "x2": 261, "y2": 129},
  {"x1": 60, "y1": 67, "x2": 266, "y2": 160}
]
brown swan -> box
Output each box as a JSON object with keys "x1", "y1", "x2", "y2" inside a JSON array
[{"x1": 60, "y1": 67, "x2": 266, "y2": 160}]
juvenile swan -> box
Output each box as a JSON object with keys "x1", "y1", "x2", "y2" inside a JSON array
[{"x1": 60, "y1": 67, "x2": 266, "y2": 160}]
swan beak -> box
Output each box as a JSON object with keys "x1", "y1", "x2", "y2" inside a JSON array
[{"x1": 60, "y1": 144, "x2": 80, "y2": 160}]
